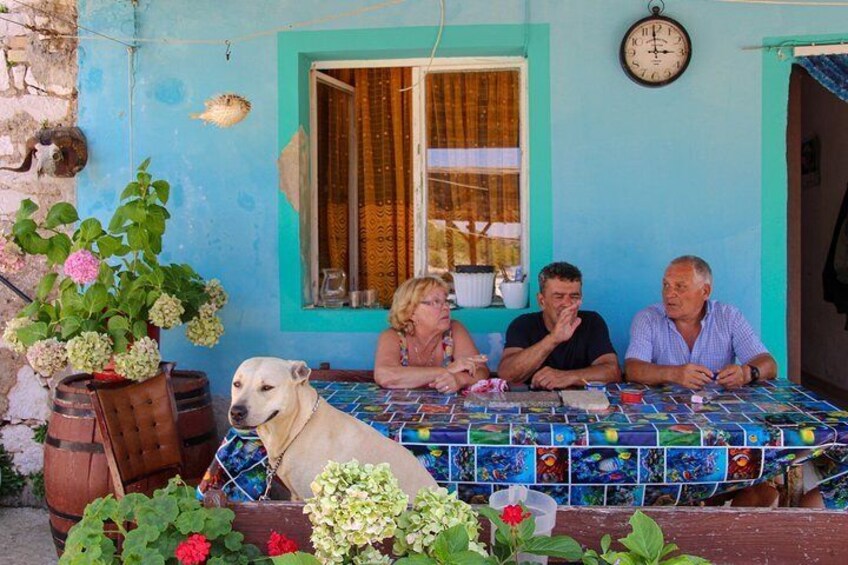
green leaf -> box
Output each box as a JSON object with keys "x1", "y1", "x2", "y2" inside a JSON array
[
  {"x1": 448, "y1": 550, "x2": 491, "y2": 565},
  {"x1": 517, "y1": 513, "x2": 536, "y2": 542},
  {"x1": 601, "y1": 534, "x2": 611, "y2": 554},
  {"x1": 36, "y1": 273, "x2": 58, "y2": 301},
  {"x1": 660, "y1": 542, "x2": 680, "y2": 559},
  {"x1": 15, "y1": 322, "x2": 49, "y2": 346},
  {"x1": 13, "y1": 218, "x2": 37, "y2": 239},
  {"x1": 434, "y1": 525, "x2": 470, "y2": 560},
  {"x1": 127, "y1": 225, "x2": 147, "y2": 251},
  {"x1": 96, "y1": 234, "x2": 123, "y2": 259},
  {"x1": 395, "y1": 556, "x2": 438, "y2": 565},
  {"x1": 15, "y1": 198, "x2": 38, "y2": 221},
  {"x1": 124, "y1": 201, "x2": 147, "y2": 223},
  {"x1": 270, "y1": 553, "x2": 322, "y2": 565},
  {"x1": 174, "y1": 508, "x2": 205, "y2": 534},
  {"x1": 107, "y1": 316, "x2": 129, "y2": 332},
  {"x1": 619, "y1": 511, "x2": 664, "y2": 561},
  {"x1": 522, "y1": 535, "x2": 584, "y2": 561},
  {"x1": 79, "y1": 218, "x2": 103, "y2": 241},
  {"x1": 203, "y1": 507, "x2": 235, "y2": 539},
  {"x1": 145, "y1": 207, "x2": 166, "y2": 236},
  {"x1": 223, "y1": 531, "x2": 243, "y2": 551},
  {"x1": 44, "y1": 202, "x2": 79, "y2": 229},
  {"x1": 152, "y1": 180, "x2": 170, "y2": 205},
  {"x1": 121, "y1": 181, "x2": 141, "y2": 200},
  {"x1": 84, "y1": 283, "x2": 109, "y2": 314},
  {"x1": 108, "y1": 206, "x2": 127, "y2": 232},
  {"x1": 83, "y1": 495, "x2": 119, "y2": 522},
  {"x1": 46, "y1": 234, "x2": 72, "y2": 265},
  {"x1": 59, "y1": 316, "x2": 81, "y2": 339},
  {"x1": 138, "y1": 157, "x2": 151, "y2": 172},
  {"x1": 20, "y1": 232, "x2": 50, "y2": 254},
  {"x1": 132, "y1": 319, "x2": 149, "y2": 339}
]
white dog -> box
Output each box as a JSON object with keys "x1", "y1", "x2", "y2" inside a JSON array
[{"x1": 228, "y1": 357, "x2": 437, "y2": 500}]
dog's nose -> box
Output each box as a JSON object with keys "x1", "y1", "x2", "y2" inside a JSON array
[{"x1": 230, "y1": 405, "x2": 247, "y2": 423}]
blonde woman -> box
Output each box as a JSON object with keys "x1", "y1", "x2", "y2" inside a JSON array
[{"x1": 374, "y1": 276, "x2": 489, "y2": 393}]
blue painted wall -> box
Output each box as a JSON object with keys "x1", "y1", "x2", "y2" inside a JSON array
[{"x1": 77, "y1": 0, "x2": 848, "y2": 393}]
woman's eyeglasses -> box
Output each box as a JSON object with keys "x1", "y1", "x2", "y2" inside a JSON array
[{"x1": 420, "y1": 298, "x2": 450, "y2": 309}]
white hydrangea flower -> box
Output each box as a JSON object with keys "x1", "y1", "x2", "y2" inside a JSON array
[
  {"x1": 114, "y1": 336, "x2": 161, "y2": 381},
  {"x1": 304, "y1": 460, "x2": 408, "y2": 564},
  {"x1": 204, "y1": 278, "x2": 228, "y2": 310},
  {"x1": 185, "y1": 314, "x2": 224, "y2": 347},
  {"x1": 26, "y1": 338, "x2": 68, "y2": 377},
  {"x1": 2, "y1": 317, "x2": 32, "y2": 354},
  {"x1": 66, "y1": 332, "x2": 112, "y2": 373},
  {"x1": 148, "y1": 293, "x2": 185, "y2": 329},
  {"x1": 393, "y1": 487, "x2": 485, "y2": 558}
]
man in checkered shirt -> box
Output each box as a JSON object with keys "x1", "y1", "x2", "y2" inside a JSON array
[{"x1": 625, "y1": 255, "x2": 777, "y2": 390}]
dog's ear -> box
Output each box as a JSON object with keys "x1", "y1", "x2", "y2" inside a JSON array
[{"x1": 292, "y1": 361, "x2": 311, "y2": 384}]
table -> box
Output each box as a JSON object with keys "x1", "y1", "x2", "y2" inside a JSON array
[{"x1": 311, "y1": 380, "x2": 848, "y2": 508}]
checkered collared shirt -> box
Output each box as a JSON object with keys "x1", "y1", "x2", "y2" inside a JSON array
[{"x1": 625, "y1": 300, "x2": 768, "y2": 373}]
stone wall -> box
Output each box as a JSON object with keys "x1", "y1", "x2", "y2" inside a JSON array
[{"x1": 0, "y1": 0, "x2": 77, "y2": 506}]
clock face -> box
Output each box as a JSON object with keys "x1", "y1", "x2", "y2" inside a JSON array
[{"x1": 620, "y1": 15, "x2": 692, "y2": 87}]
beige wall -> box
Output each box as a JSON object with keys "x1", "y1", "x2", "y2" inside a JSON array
[
  {"x1": 800, "y1": 71, "x2": 848, "y2": 391},
  {"x1": 0, "y1": 0, "x2": 77, "y2": 506}
]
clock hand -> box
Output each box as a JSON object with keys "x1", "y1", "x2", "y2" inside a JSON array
[{"x1": 651, "y1": 27, "x2": 659, "y2": 59}]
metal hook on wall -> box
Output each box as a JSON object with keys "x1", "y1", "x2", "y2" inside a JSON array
[
  {"x1": 225, "y1": 40, "x2": 232, "y2": 62},
  {"x1": 648, "y1": 0, "x2": 665, "y2": 15}
]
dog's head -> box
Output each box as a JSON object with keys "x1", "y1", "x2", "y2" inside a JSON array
[{"x1": 228, "y1": 357, "x2": 311, "y2": 429}]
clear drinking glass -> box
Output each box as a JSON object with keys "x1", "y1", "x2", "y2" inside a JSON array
[{"x1": 320, "y1": 268, "x2": 347, "y2": 308}]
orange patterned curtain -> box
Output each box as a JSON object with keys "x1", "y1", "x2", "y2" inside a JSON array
[
  {"x1": 316, "y1": 80, "x2": 352, "y2": 274},
  {"x1": 327, "y1": 68, "x2": 413, "y2": 305},
  {"x1": 425, "y1": 70, "x2": 521, "y2": 275}
]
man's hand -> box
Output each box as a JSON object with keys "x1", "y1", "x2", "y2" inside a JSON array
[
  {"x1": 531, "y1": 367, "x2": 575, "y2": 390},
  {"x1": 716, "y1": 364, "x2": 747, "y2": 389},
  {"x1": 676, "y1": 363, "x2": 713, "y2": 389},
  {"x1": 550, "y1": 303, "x2": 582, "y2": 344}
]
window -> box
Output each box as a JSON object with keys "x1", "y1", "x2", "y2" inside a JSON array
[{"x1": 309, "y1": 58, "x2": 528, "y2": 307}]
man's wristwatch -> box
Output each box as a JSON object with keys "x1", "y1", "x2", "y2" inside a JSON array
[{"x1": 747, "y1": 364, "x2": 760, "y2": 383}]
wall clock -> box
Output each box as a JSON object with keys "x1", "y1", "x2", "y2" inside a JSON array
[{"x1": 620, "y1": 4, "x2": 692, "y2": 87}]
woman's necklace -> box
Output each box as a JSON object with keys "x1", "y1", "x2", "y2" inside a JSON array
[{"x1": 411, "y1": 333, "x2": 441, "y2": 366}]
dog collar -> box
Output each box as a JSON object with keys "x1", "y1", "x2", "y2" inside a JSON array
[{"x1": 260, "y1": 393, "x2": 321, "y2": 501}]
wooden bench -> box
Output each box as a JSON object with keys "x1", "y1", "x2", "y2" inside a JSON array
[{"x1": 229, "y1": 501, "x2": 848, "y2": 563}]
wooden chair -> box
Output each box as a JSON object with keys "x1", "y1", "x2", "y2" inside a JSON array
[{"x1": 88, "y1": 371, "x2": 185, "y2": 498}]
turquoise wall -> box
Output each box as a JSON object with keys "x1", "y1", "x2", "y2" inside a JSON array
[{"x1": 77, "y1": 0, "x2": 848, "y2": 393}]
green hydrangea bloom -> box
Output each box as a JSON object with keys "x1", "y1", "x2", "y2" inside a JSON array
[
  {"x1": 304, "y1": 460, "x2": 408, "y2": 564},
  {"x1": 394, "y1": 487, "x2": 485, "y2": 558},
  {"x1": 114, "y1": 336, "x2": 161, "y2": 381},
  {"x1": 26, "y1": 338, "x2": 67, "y2": 377},
  {"x1": 66, "y1": 332, "x2": 112, "y2": 373},
  {"x1": 185, "y1": 314, "x2": 224, "y2": 347},
  {"x1": 2, "y1": 317, "x2": 32, "y2": 354},
  {"x1": 148, "y1": 293, "x2": 185, "y2": 329}
]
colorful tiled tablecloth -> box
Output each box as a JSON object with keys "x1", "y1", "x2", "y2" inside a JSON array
[{"x1": 202, "y1": 380, "x2": 848, "y2": 508}]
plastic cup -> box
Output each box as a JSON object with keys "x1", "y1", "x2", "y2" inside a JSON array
[
  {"x1": 488, "y1": 486, "x2": 557, "y2": 564},
  {"x1": 500, "y1": 280, "x2": 528, "y2": 309}
]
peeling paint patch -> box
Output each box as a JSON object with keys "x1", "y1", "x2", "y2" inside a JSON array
[{"x1": 278, "y1": 127, "x2": 308, "y2": 213}]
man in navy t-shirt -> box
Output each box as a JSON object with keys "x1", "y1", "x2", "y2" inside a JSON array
[{"x1": 497, "y1": 262, "x2": 621, "y2": 389}]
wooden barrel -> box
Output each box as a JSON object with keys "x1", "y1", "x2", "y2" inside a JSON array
[{"x1": 45, "y1": 369, "x2": 219, "y2": 554}]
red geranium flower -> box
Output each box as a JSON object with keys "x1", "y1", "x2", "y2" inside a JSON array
[
  {"x1": 500, "y1": 504, "x2": 531, "y2": 527},
  {"x1": 267, "y1": 531, "x2": 299, "y2": 556},
  {"x1": 175, "y1": 533, "x2": 211, "y2": 565}
]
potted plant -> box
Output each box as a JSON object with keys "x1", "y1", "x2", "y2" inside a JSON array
[{"x1": 1, "y1": 158, "x2": 227, "y2": 382}]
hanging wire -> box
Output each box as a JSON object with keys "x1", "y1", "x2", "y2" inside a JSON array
[
  {"x1": 7, "y1": 0, "x2": 135, "y2": 47},
  {"x1": 22, "y1": 0, "x2": 409, "y2": 47},
  {"x1": 398, "y1": 0, "x2": 446, "y2": 93}
]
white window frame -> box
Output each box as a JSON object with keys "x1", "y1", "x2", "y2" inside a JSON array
[{"x1": 309, "y1": 57, "x2": 529, "y2": 299}]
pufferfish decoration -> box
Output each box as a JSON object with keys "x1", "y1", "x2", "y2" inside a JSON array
[{"x1": 190, "y1": 93, "x2": 252, "y2": 128}]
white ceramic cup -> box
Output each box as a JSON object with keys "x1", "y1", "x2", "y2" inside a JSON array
[{"x1": 500, "y1": 280, "x2": 528, "y2": 309}]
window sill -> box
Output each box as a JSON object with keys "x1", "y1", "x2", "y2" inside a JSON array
[{"x1": 279, "y1": 303, "x2": 534, "y2": 333}]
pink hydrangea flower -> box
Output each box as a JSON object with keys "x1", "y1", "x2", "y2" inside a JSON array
[
  {"x1": 0, "y1": 237, "x2": 25, "y2": 275},
  {"x1": 63, "y1": 249, "x2": 100, "y2": 285}
]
